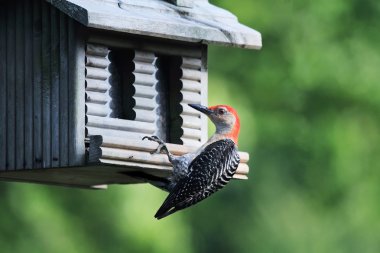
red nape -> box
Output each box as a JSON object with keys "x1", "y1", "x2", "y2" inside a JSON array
[{"x1": 208, "y1": 105, "x2": 240, "y2": 145}]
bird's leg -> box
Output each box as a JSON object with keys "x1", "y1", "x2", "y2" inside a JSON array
[{"x1": 142, "y1": 136, "x2": 175, "y2": 162}]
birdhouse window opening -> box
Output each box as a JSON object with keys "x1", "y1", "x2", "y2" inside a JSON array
[{"x1": 85, "y1": 40, "x2": 207, "y2": 148}]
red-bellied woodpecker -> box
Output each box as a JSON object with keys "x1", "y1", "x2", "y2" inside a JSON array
[{"x1": 143, "y1": 104, "x2": 241, "y2": 219}]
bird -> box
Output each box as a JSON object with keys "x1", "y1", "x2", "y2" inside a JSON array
[{"x1": 143, "y1": 104, "x2": 241, "y2": 219}]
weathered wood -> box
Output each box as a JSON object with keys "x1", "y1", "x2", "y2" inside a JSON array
[
  {"x1": 59, "y1": 11, "x2": 69, "y2": 167},
  {"x1": 74, "y1": 0, "x2": 263, "y2": 50},
  {"x1": 87, "y1": 135, "x2": 103, "y2": 163},
  {"x1": 181, "y1": 79, "x2": 202, "y2": 92},
  {"x1": 200, "y1": 46, "x2": 208, "y2": 143},
  {"x1": 86, "y1": 79, "x2": 109, "y2": 92},
  {"x1": 0, "y1": 2, "x2": 6, "y2": 170},
  {"x1": 85, "y1": 43, "x2": 112, "y2": 135},
  {"x1": 86, "y1": 43, "x2": 108, "y2": 56},
  {"x1": 68, "y1": 18, "x2": 86, "y2": 166},
  {"x1": 99, "y1": 159, "x2": 173, "y2": 173},
  {"x1": 15, "y1": 0, "x2": 25, "y2": 170},
  {"x1": 24, "y1": 0, "x2": 34, "y2": 169},
  {"x1": 86, "y1": 66, "x2": 110, "y2": 80},
  {"x1": 182, "y1": 68, "x2": 202, "y2": 82},
  {"x1": 181, "y1": 138, "x2": 202, "y2": 147},
  {"x1": 86, "y1": 127, "x2": 147, "y2": 140},
  {"x1": 134, "y1": 85, "x2": 156, "y2": 98},
  {"x1": 111, "y1": 50, "x2": 161, "y2": 140},
  {"x1": 86, "y1": 91, "x2": 108, "y2": 104},
  {"x1": 181, "y1": 90, "x2": 202, "y2": 104},
  {"x1": 167, "y1": 0, "x2": 194, "y2": 8},
  {"x1": 51, "y1": 7, "x2": 60, "y2": 167},
  {"x1": 181, "y1": 102, "x2": 201, "y2": 116},
  {"x1": 0, "y1": 165, "x2": 144, "y2": 188},
  {"x1": 86, "y1": 103, "x2": 109, "y2": 117},
  {"x1": 182, "y1": 128, "x2": 202, "y2": 140},
  {"x1": 134, "y1": 61, "x2": 156, "y2": 74},
  {"x1": 85, "y1": 55, "x2": 110, "y2": 68},
  {"x1": 99, "y1": 146, "x2": 249, "y2": 179},
  {"x1": 33, "y1": 0, "x2": 43, "y2": 168},
  {"x1": 89, "y1": 34, "x2": 203, "y2": 58},
  {"x1": 86, "y1": 116, "x2": 155, "y2": 134},
  {"x1": 182, "y1": 57, "x2": 202, "y2": 69},
  {"x1": 182, "y1": 115, "x2": 202, "y2": 129},
  {"x1": 134, "y1": 51, "x2": 156, "y2": 62},
  {"x1": 85, "y1": 135, "x2": 250, "y2": 163},
  {"x1": 174, "y1": 53, "x2": 205, "y2": 146},
  {"x1": 134, "y1": 97, "x2": 156, "y2": 110},
  {"x1": 101, "y1": 147, "x2": 170, "y2": 166},
  {"x1": 134, "y1": 73, "x2": 156, "y2": 87},
  {"x1": 6, "y1": 3, "x2": 16, "y2": 170},
  {"x1": 100, "y1": 147, "x2": 249, "y2": 173},
  {"x1": 134, "y1": 109, "x2": 155, "y2": 122},
  {"x1": 41, "y1": 1, "x2": 52, "y2": 168}
]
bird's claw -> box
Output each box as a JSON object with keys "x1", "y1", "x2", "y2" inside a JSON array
[
  {"x1": 151, "y1": 143, "x2": 166, "y2": 155},
  {"x1": 143, "y1": 135, "x2": 167, "y2": 154}
]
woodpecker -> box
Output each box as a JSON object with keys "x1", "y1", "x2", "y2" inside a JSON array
[{"x1": 143, "y1": 104, "x2": 241, "y2": 219}]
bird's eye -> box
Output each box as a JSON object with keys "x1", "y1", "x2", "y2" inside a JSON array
[{"x1": 218, "y1": 108, "x2": 227, "y2": 115}]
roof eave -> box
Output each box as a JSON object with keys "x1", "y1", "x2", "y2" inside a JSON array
[{"x1": 48, "y1": 0, "x2": 262, "y2": 50}]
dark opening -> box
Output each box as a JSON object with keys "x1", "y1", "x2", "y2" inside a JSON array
[
  {"x1": 108, "y1": 49, "x2": 135, "y2": 120},
  {"x1": 155, "y1": 55, "x2": 182, "y2": 144}
]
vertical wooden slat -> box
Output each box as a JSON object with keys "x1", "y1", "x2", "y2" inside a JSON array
[
  {"x1": 59, "y1": 12, "x2": 69, "y2": 167},
  {"x1": 41, "y1": 2, "x2": 51, "y2": 168},
  {"x1": 200, "y1": 45, "x2": 208, "y2": 143},
  {"x1": 33, "y1": 0, "x2": 43, "y2": 168},
  {"x1": 24, "y1": 0, "x2": 34, "y2": 169},
  {"x1": 68, "y1": 19, "x2": 86, "y2": 166},
  {"x1": 132, "y1": 50, "x2": 159, "y2": 138},
  {"x1": 51, "y1": 7, "x2": 60, "y2": 167},
  {"x1": 85, "y1": 43, "x2": 111, "y2": 118},
  {"x1": 15, "y1": 0, "x2": 25, "y2": 169},
  {"x1": 0, "y1": 2, "x2": 7, "y2": 170},
  {"x1": 6, "y1": 2, "x2": 16, "y2": 170},
  {"x1": 154, "y1": 57, "x2": 168, "y2": 141}
]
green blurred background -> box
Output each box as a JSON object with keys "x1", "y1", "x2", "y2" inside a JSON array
[{"x1": 1, "y1": 0, "x2": 380, "y2": 252}]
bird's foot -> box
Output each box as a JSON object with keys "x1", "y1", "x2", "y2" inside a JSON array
[{"x1": 142, "y1": 135, "x2": 169, "y2": 155}]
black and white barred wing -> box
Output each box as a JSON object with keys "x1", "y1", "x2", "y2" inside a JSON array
[{"x1": 155, "y1": 139, "x2": 240, "y2": 219}]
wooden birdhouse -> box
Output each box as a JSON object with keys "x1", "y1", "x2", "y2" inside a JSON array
[{"x1": 0, "y1": 0, "x2": 261, "y2": 188}]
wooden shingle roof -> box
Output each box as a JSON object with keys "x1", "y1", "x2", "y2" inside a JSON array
[{"x1": 47, "y1": 0, "x2": 262, "y2": 49}]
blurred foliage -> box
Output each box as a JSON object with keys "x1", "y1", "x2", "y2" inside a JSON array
[{"x1": 1, "y1": 0, "x2": 380, "y2": 252}]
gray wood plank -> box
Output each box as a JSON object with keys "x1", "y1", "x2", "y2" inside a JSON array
[
  {"x1": 59, "y1": 12, "x2": 69, "y2": 167},
  {"x1": 33, "y1": 0, "x2": 43, "y2": 168},
  {"x1": 89, "y1": 33, "x2": 203, "y2": 58},
  {"x1": 6, "y1": 2, "x2": 16, "y2": 170},
  {"x1": 15, "y1": 0, "x2": 25, "y2": 170},
  {"x1": 200, "y1": 45, "x2": 208, "y2": 143},
  {"x1": 49, "y1": 0, "x2": 263, "y2": 50},
  {"x1": 68, "y1": 19, "x2": 86, "y2": 166},
  {"x1": 24, "y1": 0, "x2": 34, "y2": 169},
  {"x1": 51, "y1": 7, "x2": 60, "y2": 167},
  {"x1": 0, "y1": 2, "x2": 7, "y2": 171},
  {"x1": 41, "y1": 2, "x2": 51, "y2": 168}
]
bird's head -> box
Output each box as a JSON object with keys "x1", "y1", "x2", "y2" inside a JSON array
[{"x1": 188, "y1": 104, "x2": 240, "y2": 144}]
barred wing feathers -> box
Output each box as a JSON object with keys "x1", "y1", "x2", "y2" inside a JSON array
[{"x1": 155, "y1": 139, "x2": 240, "y2": 219}]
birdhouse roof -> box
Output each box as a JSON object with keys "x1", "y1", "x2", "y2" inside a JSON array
[{"x1": 47, "y1": 0, "x2": 262, "y2": 49}]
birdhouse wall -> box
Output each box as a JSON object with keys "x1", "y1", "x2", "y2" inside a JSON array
[{"x1": 0, "y1": 0, "x2": 86, "y2": 171}]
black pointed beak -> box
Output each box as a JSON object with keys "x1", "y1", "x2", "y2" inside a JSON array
[{"x1": 188, "y1": 104, "x2": 214, "y2": 115}]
